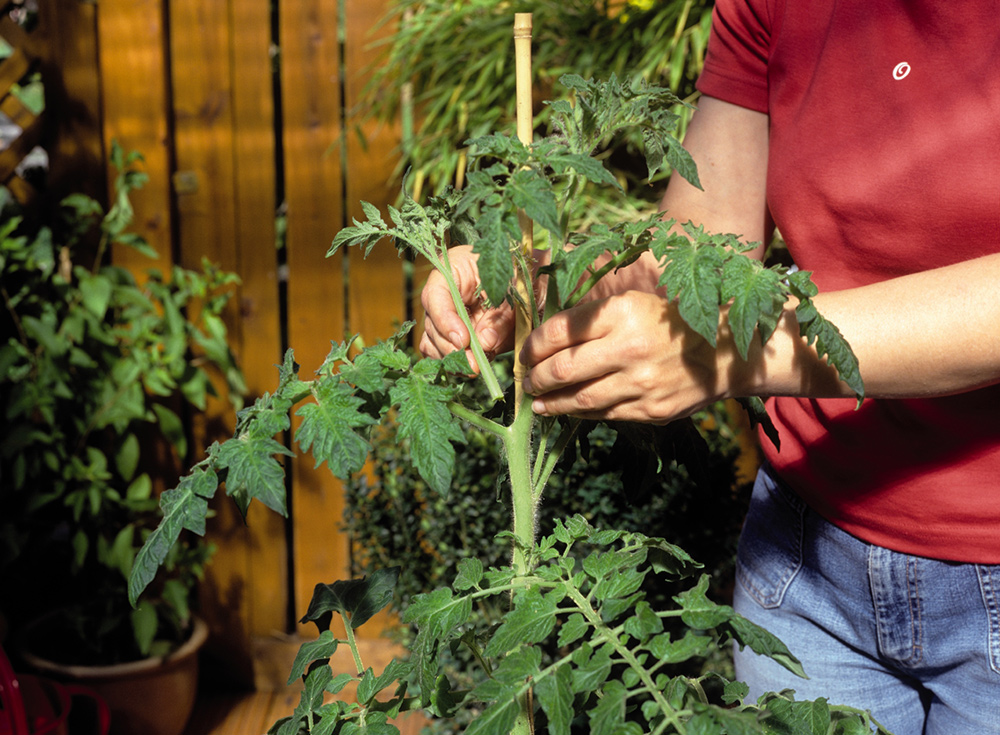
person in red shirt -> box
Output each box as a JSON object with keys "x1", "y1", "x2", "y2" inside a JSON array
[{"x1": 420, "y1": 1, "x2": 1000, "y2": 731}]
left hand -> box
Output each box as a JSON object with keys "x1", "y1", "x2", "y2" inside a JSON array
[{"x1": 519, "y1": 291, "x2": 735, "y2": 423}]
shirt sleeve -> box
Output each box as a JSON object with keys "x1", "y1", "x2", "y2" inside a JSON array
[{"x1": 696, "y1": 0, "x2": 772, "y2": 114}]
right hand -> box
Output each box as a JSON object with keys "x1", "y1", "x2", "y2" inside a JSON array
[{"x1": 419, "y1": 246, "x2": 514, "y2": 373}]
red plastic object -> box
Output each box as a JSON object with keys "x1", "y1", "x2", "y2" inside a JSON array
[{"x1": 0, "y1": 648, "x2": 109, "y2": 735}]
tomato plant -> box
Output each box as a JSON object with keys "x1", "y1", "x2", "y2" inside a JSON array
[{"x1": 129, "y1": 72, "x2": 886, "y2": 735}]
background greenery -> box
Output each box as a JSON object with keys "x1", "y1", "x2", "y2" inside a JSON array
[
  {"x1": 364, "y1": 0, "x2": 712, "y2": 217},
  {"x1": 0, "y1": 146, "x2": 243, "y2": 665}
]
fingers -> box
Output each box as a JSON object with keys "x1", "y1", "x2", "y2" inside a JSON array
[
  {"x1": 518, "y1": 292, "x2": 720, "y2": 423},
  {"x1": 420, "y1": 270, "x2": 472, "y2": 359},
  {"x1": 418, "y1": 245, "x2": 515, "y2": 370},
  {"x1": 519, "y1": 296, "x2": 641, "y2": 395}
]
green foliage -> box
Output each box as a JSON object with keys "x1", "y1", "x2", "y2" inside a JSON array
[
  {"x1": 0, "y1": 142, "x2": 243, "y2": 664},
  {"x1": 362, "y1": 0, "x2": 714, "y2": 211},
  {"x1": 270, "y1": 519, "x2": 891, "y2": 735},
  {"x1": 131, "y1": 71, "x2": 877, "y2": 735}
]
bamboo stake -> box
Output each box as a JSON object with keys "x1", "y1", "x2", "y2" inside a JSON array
[
  {"x1": 510, "y1": 20, "x2": 538, "y2": 735},
  {"x1": 512, "y1": 12, "x2": 534, "y2": 417}
]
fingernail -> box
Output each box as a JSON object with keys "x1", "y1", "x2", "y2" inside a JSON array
[
  {"x1": 521, "y1": 376, "x2": 533, "y2": 394},
  {"x1": 449, "y1": 331, "x2": 464, "y2": 349},
  {"x1": 532, "y1": 398, "x2": 547, "y2": 415}
]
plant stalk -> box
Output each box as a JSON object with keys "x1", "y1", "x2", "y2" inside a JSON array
[{"x1": 437, "y1": 246, "x2": 505, "y2": 402}]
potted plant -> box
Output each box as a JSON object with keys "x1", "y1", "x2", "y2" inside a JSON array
[
  {"x1": 129, "y1": 31, "x2": 888, "y2": 735},
  {"x1": 0, "y1": 143, "x2": 243, "y2": 735}
]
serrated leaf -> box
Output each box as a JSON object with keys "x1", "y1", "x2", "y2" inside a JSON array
[
  {"x1": 660, "y1": 131, "x2": 701, "y2": 188},
  {"x1": 723, "y1": 680, "x2": 750, "y2": 705},
  {"x1": 553, "y1": 227, "x2": 622, "y2": 303},
  {"x1": 440, "y1": 349, "x2": 474, "y2": 376},
  {"x1": 647, "y1": 630, "x2": 712, "y2": 663},
  {"x1": 623, "y1": 601, "x2": 663, "y2": 641},
  {"x1": 473, "y1": 206, "x2": 516, "y2": 307},
  {"x1": 673, "y1": 574, "x2": 734, "y2": 630},
  {"x1": 534, "y1": 664, "x2": 573, "y2": 735},
  {"x1": 727, "y1": 613, "x2": 807, "y2": 679},
  {"x1": 404, "y1": 587, "x2": 473, "y2": 704},
  {"x1": 546, "y1": 151, "x2": 621, "y2": 191},
  {"x1": 295, "y1": 378, "x2": 376, "y2": 479},
  {"x1": 795, "y1": 301, "x2": 865, "y2": 402},
  {"x1": 389, "y1": 374, "x2": 465, "y2": 497},
  {"x1": 216, "y1": 435, "x2": 292, "y2": 516},
  {"x1": 759, "y1": 695, "x2": 832, "y2": 735},
  {"x1": 507, "y1": 168, "x2": 561, "y2": 237},
  {"x1": 490, "y1": 645, "x2": 543, "y2": 686},
  {"x1": 338, "y1": 353, "x2": 392, "y2": 394},
  {"x1": 722, "y1": 256, "x2": 786, "y2": 359},
  {"x1": 453, "y1": 557, "x2": 484, "y2": 591},
  {"x1": 287, "y1": 630, "x2": 339, "y2": 684},
  {"x1": 128, "y1": 467, "x2": 218, "y2": 605},
  {"x1": 658, "y1": 240, "x2": 724, "y2": 346},
  {"x1": 484, "y1": 586, "x2": 560, "y2": 657},
  {"x1": 557, "y1": 612, "x2": 588, "y2": 648},
  {"x1": 464, "y1": 699, "x2": 519, "y2": 735},
  {"x1": 571, "y1": 643, "x2": 612, "y2": 694},
  {"x1": 588, "y1": 680, "x2": 627, "y2": 735}
]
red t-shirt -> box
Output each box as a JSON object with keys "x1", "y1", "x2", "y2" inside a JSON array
[{"x1": 697, "y1": 0, "x2": 1000, "y2": 562}]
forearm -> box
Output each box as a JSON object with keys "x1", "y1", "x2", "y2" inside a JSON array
[{"x1": 732, "y1": 253, "x2": 1000, "y2": 401}]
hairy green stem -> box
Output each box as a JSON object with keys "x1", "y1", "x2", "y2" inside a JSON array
[
  {"x1": 341, "y1": 612, "x2": 365, "y2": 676},
  {"x1": 447, "y1": 401, "x2": 507, "y2": 438},
  {"x1": 505, "y1": 393, "x2": 537, "y2": 576},
  {"x1": 565, "y1": 243, "x2": 647, "y2": 308}
]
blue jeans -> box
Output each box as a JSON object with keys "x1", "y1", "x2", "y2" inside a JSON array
[{"x1": 733, "y1": 465, "x2": 1000, "y2": 735}]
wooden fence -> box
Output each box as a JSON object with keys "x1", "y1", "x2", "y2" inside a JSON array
[{"x1": 19, "y1": 0, "x2": 411, "y2": 685}]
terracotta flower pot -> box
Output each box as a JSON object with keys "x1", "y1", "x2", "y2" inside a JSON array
[{"x1": 16, "y1": 618, "x2": 207, "y2": 735}]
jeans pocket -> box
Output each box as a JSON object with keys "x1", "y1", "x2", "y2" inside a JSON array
[
  {"x1": 976, "y1": 565, "x2": 1000, "y2": 675},
  {"x1": 736, "y1": 467, "x2": 806, "y2": 609}
]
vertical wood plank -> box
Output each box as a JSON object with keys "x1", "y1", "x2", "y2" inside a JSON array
[
  {"x1": 280, "y1": 0, "x2": 349, "y2": 625},
  {"x1": 35, "y1": 0, "x2": 104, "y2": 207},
  {"x1": 168, "y1": 0, "x2": 253, "y2": 683},
  {"x1": 95, "y1": 0, "x2": 173, "y2": 275},
  {"x1": 343, "y1": 0, "x2": 405, "y2": 345},
  {"x1": 229, "y1": 0, "x2": 289, "y2": 641}
]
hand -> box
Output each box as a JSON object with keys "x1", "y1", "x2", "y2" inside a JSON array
[
  {"x1": 419, "y1": 245, "x2": 514, "y2": 372},
  {"x1": 519, "y1": 291, "x2": 736, "y2": 423}
]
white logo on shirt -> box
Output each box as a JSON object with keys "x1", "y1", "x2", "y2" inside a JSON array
[{"x1": 892, "y1": 62, "x2": 911, "y2": 80}]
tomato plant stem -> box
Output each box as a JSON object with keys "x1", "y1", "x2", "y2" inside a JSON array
[{"x1": 505, "y1": 393, "x2": 537, "y2": 577}]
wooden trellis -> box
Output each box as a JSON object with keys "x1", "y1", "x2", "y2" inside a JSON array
[{"x1": 0, "y1": 10, "x2": 43, "y2": 204}]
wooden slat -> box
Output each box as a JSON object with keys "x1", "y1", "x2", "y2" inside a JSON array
[
  {"x1": 35, "y1": 0, "x2": 104, "y2": 205},
  {"x1": 343, "y1": 0, "x2": 406, "y2": 345},
  {"x1": 229, "y1": 0, "x2": 288, "y2": 642},
  {"x1": 280, "y1": 0, "x2": 350, "y2": 626},
  {"x1": 96, "y1": 0, "x2": 173, "y2": 275},
  {"x1": 0, "y1": 46, "x2": 31, "y2": 98},
  {"x1": 169, "y1": 0, "x2": 254, "y2": 683},
  {"x1": 0, "y1": 15, "x2": 35, "y2": 58},
  {"x1": 1, "y1": 89, "x2": 37, "y2": 131},
  {"x1": 0, "y1": 110, "x2": 41, "y2": 182}
]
